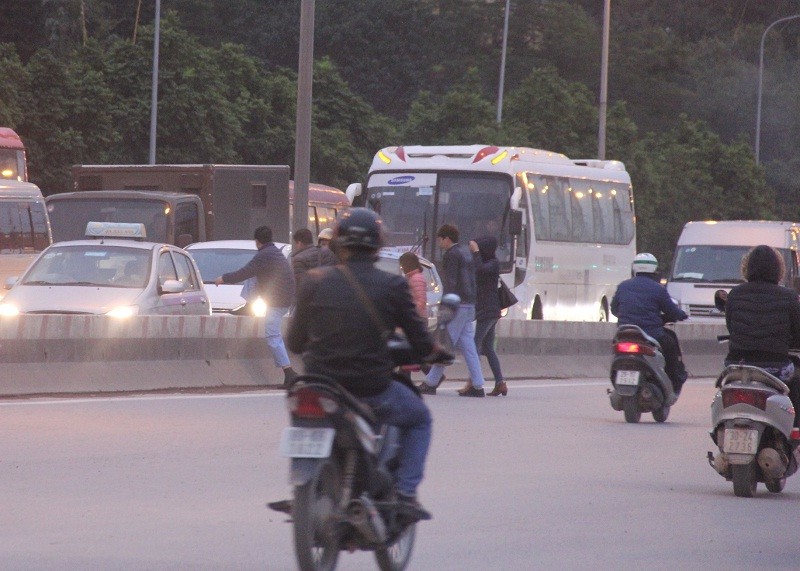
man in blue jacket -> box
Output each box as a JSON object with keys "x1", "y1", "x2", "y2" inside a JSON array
[
  {"x1": 611, "y1": 253, "x2": 689, "y2": 395},
  {"x1": 215, "y1": 225, "x2": 297, "y2": 387}
]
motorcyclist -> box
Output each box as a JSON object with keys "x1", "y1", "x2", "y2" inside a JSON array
[
  {"x1": 611, "y1": 252, "x2": 689, "y2": 395},
  {"x1": 723, "y1": 244, "x2": 800, "y2": 427},
  {"x1": 286, "y1": 208, "x2": 449, "y2": 516}
]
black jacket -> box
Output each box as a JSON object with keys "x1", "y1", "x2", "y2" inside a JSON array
[
  {"x1": 291, "y1": 244, "x2": 336, "y2": 289},
  {"x1": 440, "y1": 242, "x2": 477, "y2": 305},
  {"x1": 287, "y1": 255, "x2": 435, "y2": 397},
  {"x1": 473, "y1": 236, "x2": 501, "y2": 320},
  {"x1": 725, "y1": 280, "x2": 800, "y2": 363},
  {"x1": 222, "y1": 242, "x2": 295, "y2": 308}
]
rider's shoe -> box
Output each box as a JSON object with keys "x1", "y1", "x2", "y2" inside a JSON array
[{"x1": 396, "y1": 493, "x2": 432, "y2": 521}]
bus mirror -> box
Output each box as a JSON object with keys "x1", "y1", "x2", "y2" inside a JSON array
[
  {"x1": 345, "y1": 183, "x2": 362, "y2": 204},
  {"x1": 509, "y1": 210, "x2": 523, "y2": 236},
  {"x1": 510, "y1": 186, "x2": 522, "y2": 210}
]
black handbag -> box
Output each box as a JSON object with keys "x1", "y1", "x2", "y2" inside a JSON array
[{"x1": 498, "y1": 279, "x2": 518, "y2": 310}]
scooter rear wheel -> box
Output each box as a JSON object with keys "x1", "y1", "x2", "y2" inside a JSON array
[
  {"x1": 623, "y1": 398, "x2": 641, "y2": 423},
  {"x1": 732, "y1": 461, "x2": 758, "y2": 497}
]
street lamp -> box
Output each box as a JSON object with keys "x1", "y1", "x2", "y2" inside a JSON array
[
  {"x1": 148, "y1": 0, "x2": 161, "y2": 165},
  {"x1": 597, "y1": 0, "x2": 610, "y2": 160},
  {"x1": 496, "y1": 0, "x2": 511, "y2": 124},
  {"x1": 755, "y1": 14, "x2": 800, "y2": 165}
]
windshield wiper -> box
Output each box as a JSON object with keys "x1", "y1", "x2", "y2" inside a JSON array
[{"x1": 22, "y1": 280, "x2": 59, "y2": 286}]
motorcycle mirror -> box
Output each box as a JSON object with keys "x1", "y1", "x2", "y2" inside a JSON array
[{"x1": 714, "y1": 289, "x2": 728, "y2": 311}]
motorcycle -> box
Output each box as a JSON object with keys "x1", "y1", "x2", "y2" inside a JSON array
[
  {"x1": 707, "y1": 289, "x2": 800, "y2": 497},
  {"x1": 269, "y1": 293, "x2": 459, "y2": 571},
  {"x1": 608, "y1": 324, "x2": 678, "y2": 423}
]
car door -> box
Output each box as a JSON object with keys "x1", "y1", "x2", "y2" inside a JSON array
[
  {"x1": 171, "y1": 249, "x2": 210, "y2": 315},
  {"x1": 153, "y1": 249, "x2": 185, "y2": 315}
]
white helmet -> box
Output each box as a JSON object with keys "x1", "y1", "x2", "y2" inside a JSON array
[{"x1": 632, "y1": 252, "x2": 658, "y2": 274}]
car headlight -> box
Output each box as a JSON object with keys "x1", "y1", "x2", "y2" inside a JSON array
[
  {"x1": 106, "y1": 305, "x2": 139, "y2": 318},
  {"x1": 251, "y1": 297, "x2": 268, "y2": 317},
  {"x1": 0, "y1": 303, "x2": 19, "y2": 317}
]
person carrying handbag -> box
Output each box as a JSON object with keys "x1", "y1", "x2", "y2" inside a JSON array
[{"x1": 469, "y1": 236, "x2": 507, "y2": 396}]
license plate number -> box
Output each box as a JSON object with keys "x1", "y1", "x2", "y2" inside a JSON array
[
  {"x1": 723, "y1": 428, "x2": 759, "y2": 454},
  {"x1": 279, "y1": 427, "x2": 335, "y2": 458},
  {"x1": 615, "y1": 370, "x2": 640, "y2": 386}
]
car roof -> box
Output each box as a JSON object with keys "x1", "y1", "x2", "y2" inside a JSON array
[
  {"x1": 186, "y1": 240, "x2": 291, "y2": 250},
  {"x1": 46, "y1": 239, "x2": 165, "y2": 251}
]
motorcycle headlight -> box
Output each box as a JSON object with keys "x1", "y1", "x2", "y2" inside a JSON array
[{"x1": 106, "y1": 305, "x2": 139, "y2": 318}]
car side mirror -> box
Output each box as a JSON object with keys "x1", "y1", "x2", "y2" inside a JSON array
[
  {"x1": 160, "y1": 279, "x2": 186, "y2": 294},
  {"x1": 4, "y1": 276, "x2": 18, "y2": 290},
  {"x1": 714, "y1": 289, "x2": 728, "y2": 311}
]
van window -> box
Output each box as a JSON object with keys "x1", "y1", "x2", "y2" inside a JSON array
[{"x1": 0, "y1": 201, "x2": 49, "y2": 253}]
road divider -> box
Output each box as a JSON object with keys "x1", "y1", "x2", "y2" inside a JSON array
[{"x1": 0, "y1": 316, "x2": 728, "y2": 396}]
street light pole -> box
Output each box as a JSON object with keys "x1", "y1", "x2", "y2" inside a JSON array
[
  {"x1": 755, "y1": 14, "x2": 800, "y2": 165},
  {"x1": 148, "y1": 0, "x2": 161, "y2": 165},
  {"x1": 597, "y1": 0, "x2": 610, "y2": 160},
  {"x1": 496, "y1": 0, "x2": 511, "y2": 124}
]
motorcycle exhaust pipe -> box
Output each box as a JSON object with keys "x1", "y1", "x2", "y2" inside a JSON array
[
  {"x1": 347, "y1": 495, "x2": 387, "y2": 544},
  {"x1": 757, "y1": 448, "x2": 788, "y2": 480}
]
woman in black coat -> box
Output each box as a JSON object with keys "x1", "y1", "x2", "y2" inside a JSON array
[{"x1": 467, "y1": 235, "x2": 507, "y2": 396}]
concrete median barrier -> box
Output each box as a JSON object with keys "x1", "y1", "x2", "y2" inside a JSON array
[{"x1": 0, "y1": 315, "x2": 729, "y2": 396}]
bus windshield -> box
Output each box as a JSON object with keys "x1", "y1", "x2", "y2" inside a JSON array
[
  {"x1": 47, "y1": 198, "x2": 170, "y2": 243},
  {"x1": 670, "y1": 245, "x2": 794, "y2": 285},
  {"x1": 366, "y1": 172, "x2": 514, "y2": 267},
  {"x1": 0, "y1": 200, "x2": 50, "y2": 253}
]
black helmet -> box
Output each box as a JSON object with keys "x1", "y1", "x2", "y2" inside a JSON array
[{"x1": 334, "y1": 207, "x2": 384, "y2": 251}]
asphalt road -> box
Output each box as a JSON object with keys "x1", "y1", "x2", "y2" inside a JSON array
[{"x1": 0, "y1": 378, "x2": 798, "y2": 570}]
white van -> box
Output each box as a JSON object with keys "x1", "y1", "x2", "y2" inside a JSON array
[
  {"x1": 0, "y1": 181, "x2": 52, "y2": 299},
  {"x1": 667, "y1": 220, "x2": 800, "y2": 321}
]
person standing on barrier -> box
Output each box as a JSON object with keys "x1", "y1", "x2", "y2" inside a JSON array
[
  {"x1": 418, "y1": 224, "x2": 486, "y2": 397},
  {"x1": 724, "y1": 245, "x2": 800, "y2": 427},
  {"x1": 215, "y1": 225, "x2": 297, "y2": 387},
  {"x1": 611, "y1": 252, "x2": 688, "y2": 395},
  {"x1": 470, "y1": 235, "x2": 506, "y2": 397}
]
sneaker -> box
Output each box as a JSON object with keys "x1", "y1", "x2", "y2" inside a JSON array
[
  {"x1": 396, "y1": 493, "x2": 432, "y2": 521},
  {"x1": 417, "y1": 383, "x2": 437, "y2": 395},
  {"x1": 458, "y1": 385, "x2": 485, "y2": 398}
]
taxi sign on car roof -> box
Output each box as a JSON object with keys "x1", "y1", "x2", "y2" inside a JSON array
[{"x1": 85, "y1": 221, "x2": 147, "y2": 239}]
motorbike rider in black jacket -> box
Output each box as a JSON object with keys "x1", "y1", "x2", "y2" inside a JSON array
[
  {"x1": 286, "y1": 208, "x2": 449, "y2": 513},
  {"x1": 724, "y1": 245, "x2": 800, "y2": 427}
]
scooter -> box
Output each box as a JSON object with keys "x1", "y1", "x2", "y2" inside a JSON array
[
  {"x1": 707, "y1": 289, "x2": 800, "y2": 497},
  {"x1": 608, "y1": 324, "x2": 678, "y2": 423},
  {"x1": 268, "y1": 294, "x2": 459, "y2": 571}
]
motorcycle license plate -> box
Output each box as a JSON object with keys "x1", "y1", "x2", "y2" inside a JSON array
[
  {"x1": 615, "y1": 370, "x2": 640, "y2": 386},
  {"x1": 279, "y1": 427, "x2": 335, "y2": 458},
  {"x1": 723, "y1": 428, "x2": 759, "y2": 455}
]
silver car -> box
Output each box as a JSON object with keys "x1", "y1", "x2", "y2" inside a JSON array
[{"x1": 0, "y1": 236, "x2": 210, "y2": 317}]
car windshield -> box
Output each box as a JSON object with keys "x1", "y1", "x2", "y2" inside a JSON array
[
  {"x1": 188, "y1": 248, "x2": 254, "y2": 283},
  {"x1": 670, "y1": 245, "x2": 795, "y2": 285},
  {"x1": 22, "y1": 245, "x2": 151, "y2": 288}
]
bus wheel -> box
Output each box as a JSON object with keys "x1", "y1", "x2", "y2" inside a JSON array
[
  {"x1": 599, "y1": 299, "x2": 609, "y2": 322},
  {"x1": 531, "y1": 298, "x2": 543, "y2": 320}
]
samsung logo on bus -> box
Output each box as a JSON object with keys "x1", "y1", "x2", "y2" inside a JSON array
[{"x1": 388, "y1": 176, "x2": 416, "y2": 185}]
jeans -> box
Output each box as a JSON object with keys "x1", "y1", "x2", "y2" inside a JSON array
[
  {"x1": 425, "y1": 304, "x2": 485, "y2": 388},
  {"x1": 657, "y1": 329, "x2": 687, "y2": 393},
  {"x1": 360, "y1": 380, "x2": 432, "y2": 497},
  {"x1": 474, "y1": 317, "x2": 503, "y2": 383},
  {"x1": 265, "y1": 306, "x2": 291, "y2": 368}
]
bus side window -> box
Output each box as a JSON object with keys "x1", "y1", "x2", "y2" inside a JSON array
[
  {"x1": 547, "y1": 177, "x2": 570, "y2": 242},
  {"x1": 316, "y1": 206, "x2": 336, "y2": 231},
  {"x1": 307, "y1": 206, "x2": 318, "y2": 234}
]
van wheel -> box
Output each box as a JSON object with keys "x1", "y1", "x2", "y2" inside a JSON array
[{"x1": 531, "y1": 297, "x2": 543, "y2": 320}]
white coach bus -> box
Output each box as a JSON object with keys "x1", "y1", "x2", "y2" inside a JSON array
[{"x1": 346, "y1": 145, "x2": 636, "y2": 321}]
